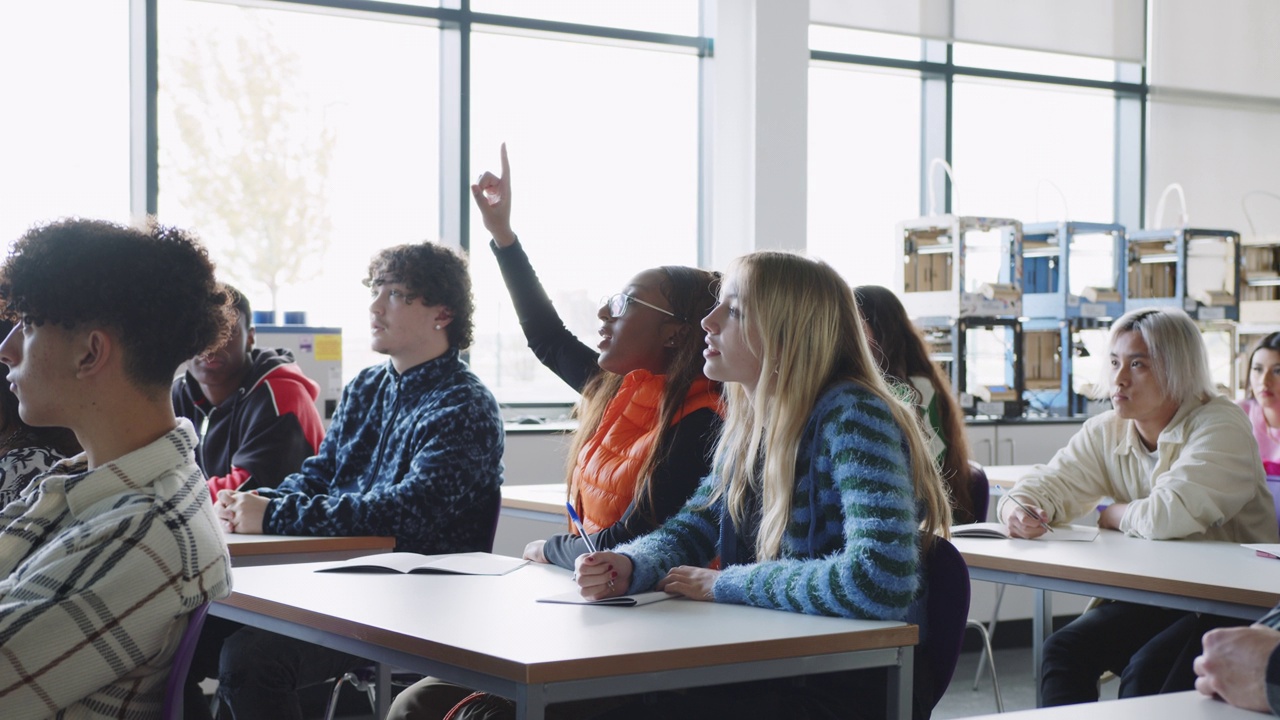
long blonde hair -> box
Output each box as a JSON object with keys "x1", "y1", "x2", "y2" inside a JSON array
[{"x1": 712, "y1": 252, "x2": 950, "y2": 559}]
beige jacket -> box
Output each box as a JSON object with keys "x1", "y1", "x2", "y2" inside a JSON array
[{"x1": 998, "y1": 394, "x2": 1279, "y2": 543}]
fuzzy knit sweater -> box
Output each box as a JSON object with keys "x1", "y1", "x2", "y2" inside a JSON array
[{"x1": 617, "y1": 380, "x2": 921, "y2": 620}]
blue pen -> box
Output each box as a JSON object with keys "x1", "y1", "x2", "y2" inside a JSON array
[{"x1": 565, "y1": 502, "x2": 599, "y2": 554}]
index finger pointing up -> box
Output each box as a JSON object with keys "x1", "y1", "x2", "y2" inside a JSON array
[{"x1": 500, "y1": 142, "x2": 510, "y2": 180}]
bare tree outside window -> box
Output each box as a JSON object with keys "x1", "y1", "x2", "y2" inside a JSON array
[{"x1": 162, "y1": 16, "x2": 335, "y2": 314}]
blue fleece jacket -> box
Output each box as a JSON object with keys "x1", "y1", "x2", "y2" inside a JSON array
[
  {"x1": 259, "y1": 349, "x2": 504, "y2": 554},
  {"x1": 618, "y1": 380, "x2": 920, "y2": 620}
]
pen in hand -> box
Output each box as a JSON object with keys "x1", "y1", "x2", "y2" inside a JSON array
[
  {"x1": 1007, "y1": 495, "x2": 1055, "y2": 533},
  {"x1": 565, "y1": 502, "x2": 599, "y2": 553}
]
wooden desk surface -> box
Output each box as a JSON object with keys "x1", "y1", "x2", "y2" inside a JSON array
[
  {"x1": 961, "y1": 691, "x2": 1259, "y2": 720},
  {"x1": 215, "y1": 560, "x2": 918, "y2": 686},
  {"x1": 223, "y1": 534, "x2": 395, "y2": 566},
  {"x1": 954, "y1": 530, "x2": 1280, "y2": 614}
]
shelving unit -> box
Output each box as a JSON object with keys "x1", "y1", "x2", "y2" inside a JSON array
[
  {"x1": 896, "y1": 215, "x2": 1024, "y2": 321},
  {"x1": 896, "y1": 215, "x2": 1025, "y2": 418},
  {"x1": 1124, "y1": 227, "x2": 1241, "y2": 322},
  {"x1": 1019, "y1": 221, "x2": 1127, "y2": 320},
  {"x1": 919, "y1": 317, "x2": 1025, "y2": 419},
  {"x1": 1014, "y1": 221, "x2": 1126, "y2": 417},
  {"x1": 1240, "y1": 234, "x2": 1280, "y2": 325}
]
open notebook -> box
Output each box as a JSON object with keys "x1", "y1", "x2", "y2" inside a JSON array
[
  {"x1": 952, "y1": 522, "x2": 1099, "y2": 542},
  {"x1": 537, "y1": 590, "x2": 677, "y2": 607},
  {"x1": 316, "y1": 551, "x2": 528, "y2": 576}
]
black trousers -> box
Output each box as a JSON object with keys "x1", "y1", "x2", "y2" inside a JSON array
[{"x1": 1040, "y1": 600, "x2": 1248, "y2": 707}]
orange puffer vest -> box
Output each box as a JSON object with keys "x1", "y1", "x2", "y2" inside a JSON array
[{"x1": 570, "y1": 371, "x2": 719, "y2": 534}]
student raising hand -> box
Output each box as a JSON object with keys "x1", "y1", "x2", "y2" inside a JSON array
[{"x1": 470, "y1": 143, "x2": 515, "y2": 247}]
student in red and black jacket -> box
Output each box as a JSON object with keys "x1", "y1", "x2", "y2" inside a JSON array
[{"x1": 171, "y1": 284, "x2": 325, "y2": 501}]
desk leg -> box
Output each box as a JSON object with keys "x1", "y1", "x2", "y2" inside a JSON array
[
  {"x1": 1032, "y1": 588, "x2": 1052, "y2": 707},
  {"x1": 887, "y1": 645, "x2": 914, "y2": 720},
  {"x1": 515, "y1": 685, "x2": 546, "y2": 720},
  {"x1": 376, "y1": 663, "x2": 391, "y2": 720}
]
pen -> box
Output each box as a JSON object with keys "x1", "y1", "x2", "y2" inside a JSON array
[
  {"x1": 565, "y1": 502, "x2": 599, "y2": 554},
  {"x1": 1008, "y1": 495, "x2": 1055, "y2": 533}
]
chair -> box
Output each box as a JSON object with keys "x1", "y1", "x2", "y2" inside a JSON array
[
  {"x1": 323, "y1": 492, "x2": 505, "y2": 720},
  {"x1": 965, "y1": 462, "x2": 1005, "y2": 711},
  {"x1": 1266, "y1": 476, "x2": 1280, "y2": 532},
  {"x1": 917, "y1": 536, "x2": 971, "y2": 715},
  {"x1": 162, "y1": 602, "x2": 211, "y2": 720}
]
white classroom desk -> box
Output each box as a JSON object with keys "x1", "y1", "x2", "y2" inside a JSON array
[
  {"x1": 223, "y1": 533, "x2": 395, "y2": 566},
  {"x1": 955, "y1": 531, "x2": 1280, "y2": 706},
  {"x1": 961, "y1": 691, "x2": 1261, "y2": 720},
  {"x1": 500, "y1": 483, "x2": 567, "y2": 524},
  {"x1": 982, "y1": 464, "x2": 1037, "y2": 493},
  {"x1": 211, "y1": 560, "x2": 918, "y2": 720}
]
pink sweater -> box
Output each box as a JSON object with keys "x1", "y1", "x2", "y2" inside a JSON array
[{"x1": 1239, "y1": 397, "x2": 1280, "y2": 474}]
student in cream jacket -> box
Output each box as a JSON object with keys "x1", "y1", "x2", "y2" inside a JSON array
[
  {"x1": 999, "y1": 308, "x2": 1279, "y2": 709},
  {"x1": 996, "y1": 392, "x2": 1278, "y2": 543}
]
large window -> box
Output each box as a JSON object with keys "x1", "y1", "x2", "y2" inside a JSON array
[
  {"x1": 807, "y1": 63, "x2": 921, "y2": 287},
  {"x1": 0, "y1": 1, "x2": 130, "y2": 245},
  {"x1": 157, "y1": 0, "x2": 440, "y2": 378},
  {"x1": 952, "y1": 76, "x2": 1115, "y2": 224},
  {"x1": 468, "y1": 30, "x2": 700, "y2": 403}
]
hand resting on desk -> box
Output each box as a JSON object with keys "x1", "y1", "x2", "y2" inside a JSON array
[
  {"x1": 575, "y1": 552, "x2": 720, "y2": 602},
  {"x1": 215, "y1": 489, "x2": 267, "y2": 534},
  {"x1": 1194, "y1": 623, "x2": 1280, "y2": 713}
]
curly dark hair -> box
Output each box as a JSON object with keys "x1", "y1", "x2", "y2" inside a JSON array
[
  {"x1": 363, "y1": 242, "x2": 475, "y2": 350},
  {"x1": 0, "y1": 218, "x2": 230, "y2": 391}
]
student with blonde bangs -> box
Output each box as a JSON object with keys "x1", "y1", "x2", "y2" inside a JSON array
[
  {"x1": 559, "y1": 251, "x2": 950, "y2": 720},
  {"x1": 1239, "y1": 331, "x2": 1280, "y2": 473},
  {"x1": 856, "y1": 284, "x2": 975, "y2": 523},
  {"x1": 384, "y1": 146, "x2": 722, "y2": 720},
  {"x1": 999, "y1": 307, "x2": 1279, "y2": 706}
]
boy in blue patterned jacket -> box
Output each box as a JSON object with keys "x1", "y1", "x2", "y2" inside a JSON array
[{"x1": 195, "y1": 241, "x2": 505, "y2": 720}]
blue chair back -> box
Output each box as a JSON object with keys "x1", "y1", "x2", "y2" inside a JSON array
[
  {"x1": 918, "y1": 536, "x2": 971, "y2": 714},
  {"x1": 163, "y1": 602, "x2": 211, "y2": 720},
  {"x1": 969, "y1": 461, "x2": 991, "y2": 521}
]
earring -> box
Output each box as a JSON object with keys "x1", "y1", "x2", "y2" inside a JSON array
[{"x1": 434, "y1": 324, "x2": 441, "y2": 330}]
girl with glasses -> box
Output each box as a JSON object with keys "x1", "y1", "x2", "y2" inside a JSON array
[{"x1": 385, "y1": 145, "x2": 722, "y2": 720}]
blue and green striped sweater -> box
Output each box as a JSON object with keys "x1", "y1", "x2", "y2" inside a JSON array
[{"x1": 618, "y1": 380, "x2": 920, "y2": 620}]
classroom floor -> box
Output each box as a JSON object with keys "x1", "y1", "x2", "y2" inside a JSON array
[{"x1": 935, "y1": 646, "x2": 1120, "y2": 719}]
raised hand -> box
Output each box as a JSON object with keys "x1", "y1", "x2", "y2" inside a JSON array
[{"x1": 470, "y1": 143, "x2": 516, "y2": 247}]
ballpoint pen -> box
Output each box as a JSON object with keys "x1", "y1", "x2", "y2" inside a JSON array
[
  {"x1": 1007, "y1": 495, "x2": 1055, "y2": 533},
  {"x1": 565, "y1": 501, "x2": 599, "y2": 553}
]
